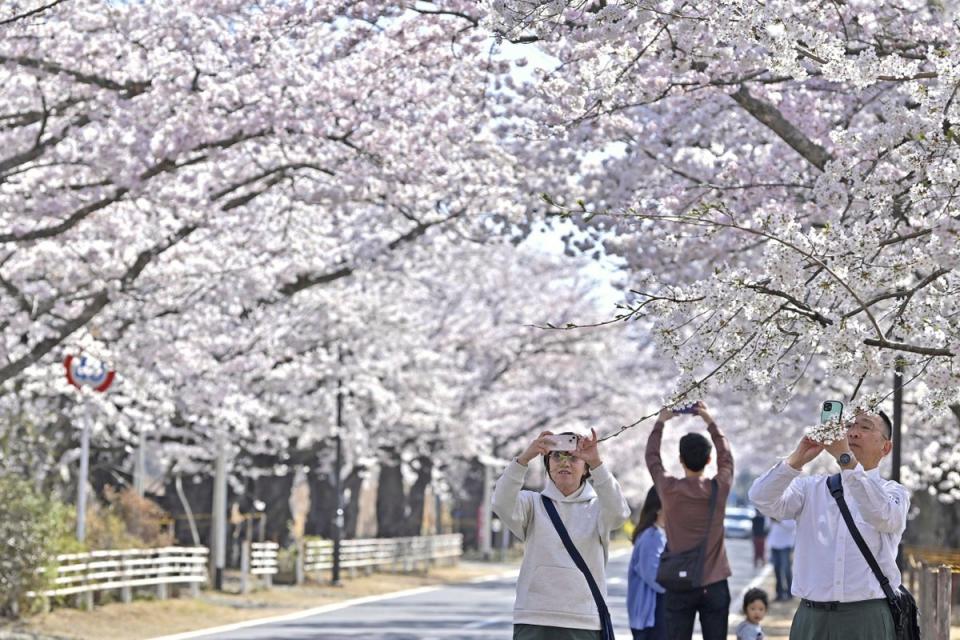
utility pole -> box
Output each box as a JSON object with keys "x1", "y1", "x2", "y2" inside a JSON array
[
  {"x1": 892, "y1": 358, "x2": 905, "y2": 483},
  {"x1": 331, "y1": 349, "x2": 344, "y2": 586},
  {"x1": 77, "y1": 411, "x2": 92, "y2": 542},
  {"x1": 211, "y1": 436, "x2": 227, "y2": 590},
  {"x1": 134, "y1": 429, "x2": 146, "y2": 497}
]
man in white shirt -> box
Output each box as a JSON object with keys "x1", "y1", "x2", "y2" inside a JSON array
[{"x1": 748, "y1": 410, "x2": 909, "y2": 639}]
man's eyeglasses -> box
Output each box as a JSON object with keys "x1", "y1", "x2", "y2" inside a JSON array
[{"x1": 845, "y1": 420, "x2": 890, "y2": 440}]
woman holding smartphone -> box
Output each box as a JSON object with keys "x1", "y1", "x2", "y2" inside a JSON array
[{"x1": 492, "y1": 429, "x2": 631, "y2": 640}]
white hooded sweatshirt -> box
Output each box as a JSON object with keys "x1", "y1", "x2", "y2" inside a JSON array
[{"x1": 492, "y1": 459, "x2": 631, "y2": 630}]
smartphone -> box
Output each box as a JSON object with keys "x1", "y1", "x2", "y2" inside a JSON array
[
  {"x1": 544, "y1": 434, "x2": 579, "y2": 451},
  {"x1": 820, "y1": 400, "x2": 844, "y2": 424},
  {"x1": 674, "y1": 403, "x2": 698, "y2": 415}
]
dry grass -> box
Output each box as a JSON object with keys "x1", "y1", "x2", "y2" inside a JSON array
[{"x1": 5, "y1": 560, "x2": 519, "y2": 640}]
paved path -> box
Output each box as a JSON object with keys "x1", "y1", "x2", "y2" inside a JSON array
[{"x1": 155, "y1": 538, "x2": 764, "y2": 640}]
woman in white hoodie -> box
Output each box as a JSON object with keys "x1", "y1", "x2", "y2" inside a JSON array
[{"x1": 493, "y1": 429, "x2": 631, "y2": 640}]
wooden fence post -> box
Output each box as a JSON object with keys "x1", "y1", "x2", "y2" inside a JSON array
[
  {"x1": 920, "y1": 563, "x2": 932, "y2": 639},
  {"x1": 296, "y1": 540, "x2": 305, "y2": 586},
  {"x1": 240, "y1": 540, "x2": 250, "y2": 594},
  {"x1": 936, "y1": 565, "x2": 951, "y2": 640},
  {"x1": 120, "y1": 556, "x2": 132, "y2": 604}
]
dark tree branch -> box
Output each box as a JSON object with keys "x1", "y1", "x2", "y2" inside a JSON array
[
  {"x1": 0, "y1": 0, "x2": 68, "y2": 26},
  {"x1": 843, "y1": 268, "x2": 951, "y2": 319},
  {"x1": 0, "y1": 55, "x2": 151, "y2": 97},
  {"x1": 730, "y1": 85, "x2": 832, "y2": 171},
  {"x1": 276, "y1": 214, "x2": 457, "y2": 298},
  {"x1": 862, "y1": 338, "x2": 953, "y2": 357},
  {"x1": 1, "y1": 129, "x2": 267, "y2": 242},
  {"x1": 745, "y1": 281, "x2": 834, "y2": 327},
  {"x1": 0, "y1": 224, "x2": 198, "y2": 385}
]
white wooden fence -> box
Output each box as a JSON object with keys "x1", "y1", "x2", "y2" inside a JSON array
[
  {"x1": 296, "y1": 533, "x2": 463, "y2": 583},
  {"x1": 23, "y1": 535, "x2": 462, "y2": 609},
  {"x1": 27, "y1": 546, "x2": 208, "y2": 611},
  {"x1": 240, "y1": 541, "x2": 279, "y2": 593}
]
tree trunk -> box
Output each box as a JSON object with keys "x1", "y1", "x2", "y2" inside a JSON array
[
  {"x1": 158, "y1": 473, "x2": 215, "y2": 547},
  {"x1": 376, "y1": 460, "x2": 406, "y2": 538},
  {"x1": 453, "y1": 458, "x2": 485, "y2": 550},
  {"x1": 252, "y1": 473, "x2": 294, "y2": 546},
  {"x1": 305, "y1": 467, "x2": 337, "y2": 538},
  {"x1": 343, "y1": 466, "x2": 364, "y2": 539},
  {"x1": 403, "y1": 456, "x2": 432, "y2": 536}
]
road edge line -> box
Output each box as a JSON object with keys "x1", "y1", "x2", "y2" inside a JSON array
[{"x1": 145, "y1": 585, "x2": 442, "y2": 640}]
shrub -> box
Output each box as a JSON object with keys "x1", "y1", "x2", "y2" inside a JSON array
[
  {"x1": 0, "y1": 475, "x2": 72, "y2": 617},
  {"x1": 79, "y1": 486, "x2": 173, "y2": 551},
  {"x1": 102, "y1": 486, "x2": 174, "y2": 548}
]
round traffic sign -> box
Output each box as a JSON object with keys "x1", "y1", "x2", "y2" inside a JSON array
[{"x1": 64, "y1": 354, "x2": 115, "y2": 392}]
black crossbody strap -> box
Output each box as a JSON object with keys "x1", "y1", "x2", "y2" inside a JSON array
[
  {"x1": 827, "y1": 474, "x2": 898, "y2": 602},
  {"x1": 541, "y1": 495, "x2": 615, "y2": 640}
]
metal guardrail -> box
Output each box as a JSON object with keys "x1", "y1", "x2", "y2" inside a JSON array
[
  {"x1": 26, "y1": 546, "x2": 208, "y2": 610},
  {"x1": 296, "y1": 533, "x2": 463, "y2": 583}
]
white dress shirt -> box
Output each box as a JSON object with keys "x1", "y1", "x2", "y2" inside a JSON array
[
  {"x1": 749, "y1": 460, "x2": 909, "y2": 603},
  {"x1": 767, "y1": 518, "x2": 796, "y2": 550}
]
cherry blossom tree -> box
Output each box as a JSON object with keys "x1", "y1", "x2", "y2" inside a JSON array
[{"x1": 481, "y1": 0, "x2": 960, "y2": 500}]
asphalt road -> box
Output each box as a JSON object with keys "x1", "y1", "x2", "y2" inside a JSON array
[{"x1": 163, "y1": 538, "x2": 765, "y2": 640}]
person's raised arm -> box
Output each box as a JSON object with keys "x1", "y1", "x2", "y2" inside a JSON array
[
  {"x1": 578, "y1": 429, "x2": 631, "y2": 532},
  {"x1": 748, "y1": 436, "x2": 818, "y2": 521},
  {"x1": 492, "y1": 431, "x2": 552, "y2": 541},
  {"x1": 822, "y1": 437, "x2": 911, "y2": 534},
  {"x1": 645, "y1": 408, "x2": 674, "y2": 486},
  {"x1": 695, "y1": 402, "x2": 733, "y2": 487}
]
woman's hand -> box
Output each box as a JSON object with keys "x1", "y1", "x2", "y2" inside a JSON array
[
  {"x1": 517, "y1": 431, "x2": 554, "y2": 466},
  {"x1": 577, "y1": 428, "x2": 602, "y2": 469}
]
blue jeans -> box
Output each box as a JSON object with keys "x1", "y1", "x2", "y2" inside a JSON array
[{"x1": 771, "y1": 547, "x2": 793, "y2": 599}]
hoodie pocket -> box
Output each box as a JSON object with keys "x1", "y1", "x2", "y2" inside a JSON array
[{"x1": 525, "y1": 565, "x2": 596, "y2": 615}]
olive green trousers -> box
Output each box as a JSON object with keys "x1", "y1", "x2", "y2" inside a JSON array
[
  {"x1": 514, "y1": 624, "x2": 602, "y2": 640},
  {"x1": 789, "y1": 598, "x2": 895, "y2": 640}
]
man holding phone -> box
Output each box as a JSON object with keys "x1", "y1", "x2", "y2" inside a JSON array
[
  {"x1": 645, "y1": 401, "x2": 734, "y2": 640},
  {"x1": 748, "y1": 409, "x2": 909, "y2": 639}
]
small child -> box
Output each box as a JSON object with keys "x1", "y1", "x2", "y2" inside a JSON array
[{"x1": 735, "y1": 587, "x2": 768, "y2": 640}]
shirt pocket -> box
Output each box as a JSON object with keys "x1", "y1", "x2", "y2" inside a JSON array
[{"x1": 526, "y1": 565, "x2": 595, "y2": 615}]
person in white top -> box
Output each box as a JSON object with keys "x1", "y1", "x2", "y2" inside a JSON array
[
  {"x1": 748, "y1": 410, "x2": 909, "y2": 640},
  {"x1": 493, "y1": 429, "x2": 631, "y2": 640},
  {"x1": 766, "y1": 518, "x2": 796, "y2": 601}
]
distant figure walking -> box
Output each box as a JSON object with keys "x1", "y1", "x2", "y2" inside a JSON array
[
  {"x1": 627, "y1": 486, "x2": 667, "y2": 640},
  {"x1": 493, "y1": 429, "x2": 631, "y2": 640},
  {"x1": 645, "y1": 401, "x2": 734, "y2": 640},
  {"x1": 767, "y1": 518, "x2": 796, "y2": 601},
  {"x1": 751, "y1": 511, "x2": 767, "y2": 568}
]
